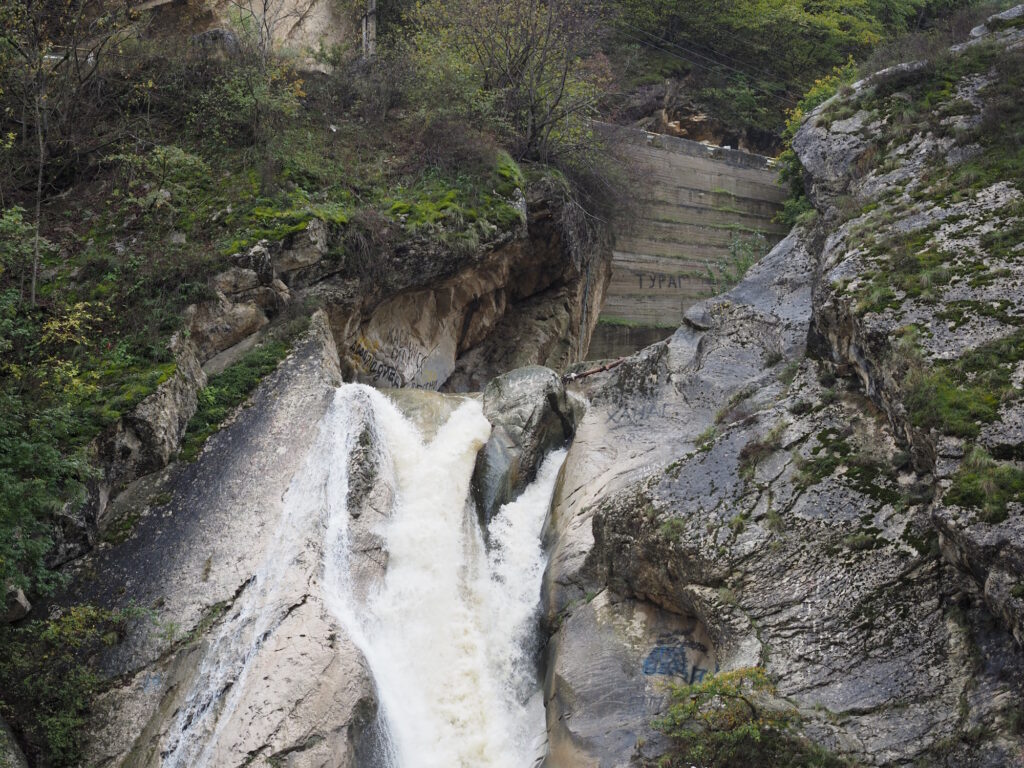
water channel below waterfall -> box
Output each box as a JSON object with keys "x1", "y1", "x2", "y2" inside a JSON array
[{"x1": 163, "y1": 383, "x2": 566, "y2": 768}]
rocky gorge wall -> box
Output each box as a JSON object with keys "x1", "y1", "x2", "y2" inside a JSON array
[
  {"x1": 47, "y1": 179, "x2": 610, "y2": 574},
  {"x1": 15, "y1": 8, "x2": 1024, "y2": 768},
  {"x1": 34, "y1": 174, "x2": 608, "y2": 766},
  {"x1": 542, "y1": 9, "x2": 1024, "y2": 767}
]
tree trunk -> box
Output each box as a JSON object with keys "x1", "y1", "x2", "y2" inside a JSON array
[{"x1": 31, "y1": 84, "x2": 44, "y2": 307}]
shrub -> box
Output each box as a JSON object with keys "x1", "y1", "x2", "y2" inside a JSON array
[
  {"x1": 652, "y1": 667, "x2": 850, "y2": 768},
  {"x1": 945, "y1": 446, "x2": 1024, "y2": 524},
  {"x1": 0, "y1": 605, "x2": 139, "y2": 767}
]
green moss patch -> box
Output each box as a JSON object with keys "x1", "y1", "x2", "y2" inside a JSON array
[
  {"x1": 945, "y1": 447, "x2": 1024, "y2": 524},
  {"x1": 179, "y1": 340, "x2": 292, "y2": 461}
]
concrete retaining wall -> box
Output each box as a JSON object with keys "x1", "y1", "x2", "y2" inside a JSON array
[{"x1": 588, "y1": 126, "x2": 789, "y2": 359}]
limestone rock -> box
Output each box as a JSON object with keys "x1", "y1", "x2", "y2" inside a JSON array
[
  {"x1": 3, "y1": 586, "x2": 30, "y2": 623},
  {"x1": 275, "y1": 218, "x2": 331, "y2": 285},
  {"x1": 543, "y1": 590, "x2": 715, "y2": 768},
  {"x1": 0, "y1": 716, "x2": 28, "y2": 768},
  {"x1": 542, "y1": 67, "x2": 1024, "y2": 756},
  {"x1": 184, "y1": 292, "x2": 269, "y2": 362},
  {"x1": 801, "y1": 13, "x2": 1024, "y2": 646},
  {"x1": 77, "y1": 313, "x2": 375, "y2": 768},
  {"x1": 473, "y1": 366, "x2": 575, "y2": 523},
  {"x1": 96, "y1": 337, "x2": 206, "y2": 520},
  {"x1": 211, "y1": 266, "x2": 260, "y2": 296}
]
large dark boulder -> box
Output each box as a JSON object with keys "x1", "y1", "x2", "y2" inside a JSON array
[{"x1": 473, "y1": 366, "x2": 575, "y2": 524}]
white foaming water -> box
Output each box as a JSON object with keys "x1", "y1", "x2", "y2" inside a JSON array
[
  {"x1": 323, "y1": 385, "x2": 566, "y2": 768},
  {"x1": 163, "y1": 383, "x2": 564, "y2": 767}
]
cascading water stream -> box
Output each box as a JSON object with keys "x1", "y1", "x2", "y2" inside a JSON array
[
  {"x1": 162, "y1": 383, "x2": 564, "y2": 768},
  {"x1": 325, "y1": 386, "x2": 566, "y2": 768}
]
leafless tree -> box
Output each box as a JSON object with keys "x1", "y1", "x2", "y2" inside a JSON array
[
  {"x1": 420, "y1": 0, "x2": 612, "y2": 162},
  {"x1": 0, "y1": 0, "x2": 134, "y2": 303},
  {"x1": 227, "y1": 0, "x2": 318, "y2": 70}
]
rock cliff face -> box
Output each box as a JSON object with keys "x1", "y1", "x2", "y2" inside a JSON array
[
  {"x1": 542, "y1": 11, "x2": 1024, "y2": 767},
  {"x1": 76, "y1": 313, "x2": 384, "y2": 768},
  {"x1": 49, "y1": 180, "x2": 608, "y2": 602},
  {"x1": 40, "y1": 10, "x2": 1024, "y2": 768},
  {"x1": 189, "y1": 185, "x2": 611, "y2": 394}
]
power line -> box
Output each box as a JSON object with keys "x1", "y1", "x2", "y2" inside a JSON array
[
  {"x1": 616, "y1": 19, "x2": 799, "y2": 107},
  {"x1": 616, "y1": 29, "x2": 798, "y2": 110}
]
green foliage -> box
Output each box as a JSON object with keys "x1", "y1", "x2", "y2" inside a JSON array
[
  {"x1": 179, "y1": 340, "x2": 292, "y2": 461},
  {"x1": 659, "y1": 517, "x2": 688, "y2": 542},
  {"x1": 0, "y1": 391, "x2": 89, "y2": 596},
  {"x1": 777, "y1": 60, "x2": 859, "y2": 225},
  {"x1": 0, "y1": 207, "x2": 37, "y2": 288},
  {"x1": 902, "y1": 329, "x2": 1024, "y2": 439},
  {"x1": 615, "y1": 0, "x2": 967, "y2": 140},
  {"x1": 946, "y1": 446, "x2": 1024, "y2": 524},
  {"x1": 705, "y1": 232, "x2": 768, "y2": 294},
  {"x1": 695, "y1": 425, "x2": 717, "y2": 452},
  {"x1": 904, "y1": 368, "x2": 1001, "y2": 438},
  {"x1": 187, "y1": 62, "x2": 304, "y2": 150},
  {"x1": 0, "y1": 605, "x2": 139, "y2": 766},
  {"x1": 652, "y1": 667, "x2": 850, "y2": 768},
  {"x1": 410, "y1": 0, "x2": 611, "y2": 163},
  {"x1": 387, "y1": 152, "x2": 525, "y2": 236}
]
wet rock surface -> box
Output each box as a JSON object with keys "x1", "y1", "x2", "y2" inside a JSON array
[
  {"x1": 473, "y1": 366, "x2": 575, "y2": 523},
  {"x1": 76, "y1": 314, "x2": 381, "y2": 768}
]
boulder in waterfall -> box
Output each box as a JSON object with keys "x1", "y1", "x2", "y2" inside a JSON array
[{"x1": 473, "y1": 366, "x2": 574, "y2": 523}]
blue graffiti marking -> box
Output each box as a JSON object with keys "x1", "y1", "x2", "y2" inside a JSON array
[
  {"x1": 643, "y1": 644, "x2": 689, "y2": 677},
  {"x1": 643, "y1": 639, "x2": 711, "y2": 683}
]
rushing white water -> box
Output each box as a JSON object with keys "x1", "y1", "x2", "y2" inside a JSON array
[
  {"x1": 163, "y1": 383, "x2": 565, "y2": 767},
  {"x1": 324, "y1": 385, "x2": 566, "y2": 768}
]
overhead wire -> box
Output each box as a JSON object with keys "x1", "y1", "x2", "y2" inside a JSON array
[{"x1": 615, "y1": 28, "x2": 799, "y2": 109}]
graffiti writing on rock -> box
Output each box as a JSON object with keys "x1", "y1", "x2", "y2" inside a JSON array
[
  {"x1": 642, "y1": 636, "x2": 714, "y2": 684},
  {"x1": 353, "y1": 334, "x2": 443, "y2": 390},
  {"x1": 608, "y1": 401, "x2": 674, "y2": 428}
]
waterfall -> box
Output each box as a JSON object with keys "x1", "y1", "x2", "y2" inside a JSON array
[
  {"x1": 162, "y1": 383, "x2": 564, "y2": 767},
  {"x1": 325, "y1": 385, "x2": 566, "y2": 768}
]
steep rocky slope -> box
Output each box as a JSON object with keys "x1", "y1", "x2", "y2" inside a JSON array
[
  {"x1": 543, "y1": 9, "x2": 1024, "y2": 766},
  {"x1": 56, "y1": 179, "x2": 609, "y2": 573}
]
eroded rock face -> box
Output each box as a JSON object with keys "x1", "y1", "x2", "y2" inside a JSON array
[
  {"x1": 541, "y1": 13, "x2": 1024, "y2": 764},
  {"x1": 197, "y1": 186, "x2": 611, "y2": 394},
  {"x1": 544, "y1": 590, "x2": 715, "y2": 767},
  {"x1": 473, "y1": 366, "x2": 575, "y2": 523},
  {"x1": 48, "y1": 336, "x2": 208, "y2": 568},
  {"x1": 77, "y1": 313, "x2": 383, "y2": 768},
  {"x1": 798, "y1": 15, "x2": 1024, "y2": 648},
  {"x1": 184, "y1": 293, "x2": 269, "y2": 362}
]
